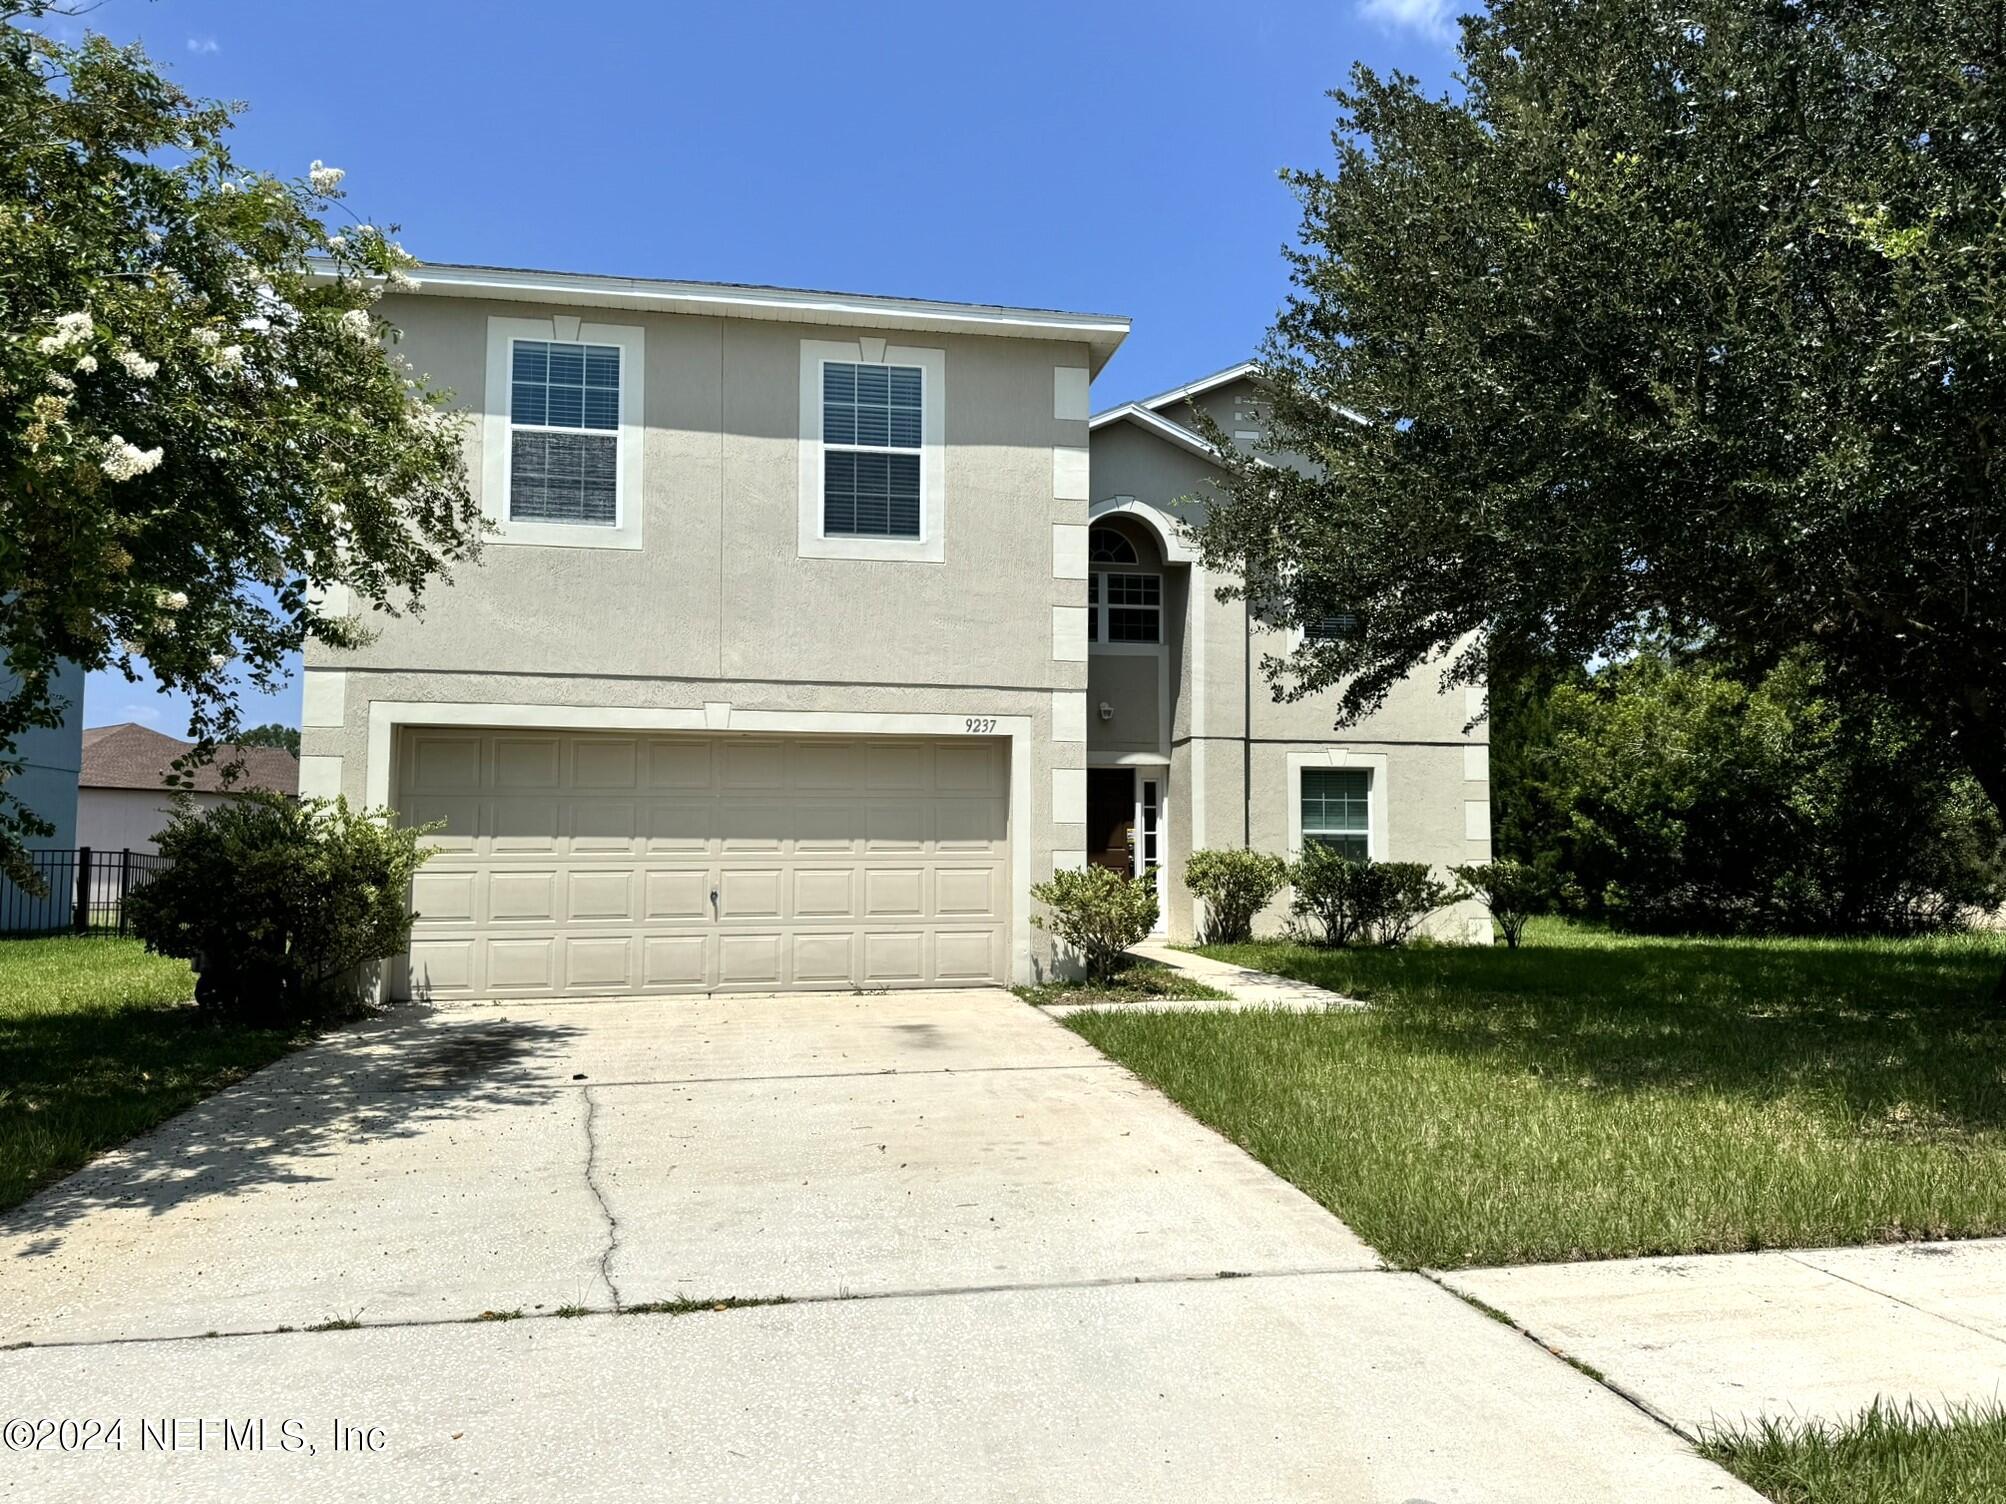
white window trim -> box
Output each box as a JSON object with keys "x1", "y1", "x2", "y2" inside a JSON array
[
  {"x1": 798, "y1": 337, "x2": 946, "y2": 563},
  {"x1": 1089, "y1": 569, "x2": 1162, "y2": 654},
  {"x1": 1284, "y1": 748, "x2": 1390, "y2": 861},
  {"x1": 482, "y1": 316, "x2": 645, "y2": 550}
]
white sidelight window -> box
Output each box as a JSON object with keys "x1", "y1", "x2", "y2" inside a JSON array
[{"x1": 1301, "y1": 768, "x2": 1370, "y2": 859}]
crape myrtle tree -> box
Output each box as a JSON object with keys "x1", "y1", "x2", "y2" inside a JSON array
[
  {"x1": 1193, "y1": 0, "x2": 2006, "y2": 857},
  {"x1": 0, "y1": 2, "x2": 479, "y2": 882}
]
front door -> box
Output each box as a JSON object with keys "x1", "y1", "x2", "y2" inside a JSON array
[{"x1": 1086, "y1": 768, "x2": 1134, "y2": 874}]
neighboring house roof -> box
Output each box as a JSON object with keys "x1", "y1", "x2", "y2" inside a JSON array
[
  {"x1": 329, "y1": 261, "x2": 1133, "y2": 377},
  {"x1": 79, "y1": 723, "x2": 299, "y2": 796}
]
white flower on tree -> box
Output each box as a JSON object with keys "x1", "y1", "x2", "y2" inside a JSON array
[
  {"x1": 215, "y1": 344, "x2": 244, "y2": 370},
  {"x1": 73, "y1": 353, "x2": 97, "y2": 374},
  {"x1": 308, "y1": 160, "x2": 345, "y2": 195},
  {"x1": 159, "y1": 590, "x2": 190, "y2": 610},
  {"x1": 116, "y1": 349, "x2": 159, "y2": 380},
  {"x1": 99, "y1": 435, "x2": 165, "y2": 482},
  {"x1": 338, "y1": 308, "x2": 373, "y2": 341},
  {"x1": 191, "y1": 326, "x2": 220, "y2": 348},
  {"x1": 35, "y1": 310, "x2": 93, "y2": 354}
]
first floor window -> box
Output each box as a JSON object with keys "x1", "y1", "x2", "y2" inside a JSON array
[
  {"x1": 509, "y1": 339, "x2": 620, "y2": 525},
  {"x1": 1302, "y1": 768, "x2": 1370, "y2": 859},
  {"x1": 823, "y1": 361, "x2": 923, "y2": 538},
  {"x1": 1305, "y1": 611, "x2": 1359, "y2": 642},
  {"x1": 1089, "y1": 571, "x2": 1161, "y2": 644}
]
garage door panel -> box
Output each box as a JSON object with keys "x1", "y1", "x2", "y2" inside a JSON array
[
  {"x1": 862, "y1": 931, "x2": 926, "y2": 984},
  {"x1": 405, "y1": 731, "x2": 1007, "y2": 997},
  {"x1": 719, "y1": 933, "x2": 782, "y2": 987},
  {"x1": 935, "y1": 798, "x2": 1005, "y2": 851},
  {"x1": 935, "y1": 929, "x2": 999, "y2": 983},
  {"x1": 718, "y1": 801, "x2": 787, "y2": 852},
  {"x1": 645, "y1": 801, "x2": 711, "y2": 852},
  {"x1": 935, "y1": 866, "x2": 999, "y2": 918},
  {"x1": 719, "y1": 868, "x2": 783, "y2": 920},
  {"x1": 792, "y1": 932, "x2": 855, "y2": 984},
  {"x1": 571, "y1": 800, "x2": 640, "y2": 853},
  {"x1": 490, "y1": 869, "x2": 558, "y2": 923},
  {"x1": 564, "y1": 936, "x2": 633, "y2": 989},
  {"x1": 410, "y1": 734, "x2": 481, "y2": 792},
  {"x1": 411, "y1": 870, "x2": 476, "y2": 923},
  {"x1": 865, "y1": 804, "x2": 925, "y2": 851},
  {"x1": 491, "y1": 797, "x2": 560, "y2": 852},
  {"x1": 409, "y1": 938, "x2": 475, "y2": 997},
  {"x1": 720, "y1": 741, "x2": 785, "y2": 790},
  {"x1": 642, "y1": 868, "x2": 710, "y2": 921},
  {"x1": 794, "y1": 868, "x2": 856, "y2": 919},
  {"x1": 649, "y1": 740, "x2": 712, "y2": 789},
  {"x1": 568, "y1": 870, "x2": 636, "y2": 922},
  {"x1": 488, "y1": 938, "x2": 556, "y2": 992},
  {"x1": 493, "y1": 737, "x2": 559, "y2": 789},
  {"x1": 642, "y1": 935, "x2": 708, "y2": 988}
]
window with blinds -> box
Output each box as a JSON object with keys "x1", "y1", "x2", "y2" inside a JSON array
[
  {"x1": 824, "y1": 362, "x2": 923, "y2": 538},
  {"x1": 1302, "y1": 768, "x2": 1370, "y2": 859},
  {"x1": 509, "y1": 340, "x2": 620, "y2": 525}
]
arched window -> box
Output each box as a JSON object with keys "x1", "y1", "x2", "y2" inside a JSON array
[{"x1": 1088, "y1": 526, "x2": 1138, "y2": 565}]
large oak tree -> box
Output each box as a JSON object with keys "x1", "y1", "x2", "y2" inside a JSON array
[{"x1": 1198, "y1": 0, "x2": 2006, "y2": 828}]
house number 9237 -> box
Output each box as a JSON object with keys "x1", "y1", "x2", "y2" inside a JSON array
[{"x1": 963, "y1": 718, "x2": 997, "y2": 734}]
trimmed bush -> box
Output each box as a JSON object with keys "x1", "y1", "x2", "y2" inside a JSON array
[
  {"x1": 1290, "y1": 846, "x2": 1455, "y2": 948},
  {"x1": 1031, "y1": 865, "x2": 1160, "y2": 980},
  {"x1": 1450, "y1": 859, "x2": 1548, "y2": 947},
  {"x1": 1184, "y1": 847, "x2": 1290, "y2": 943},
  {"x1": 127, "y1": 791, "x2": 436, "y2": 1021}
]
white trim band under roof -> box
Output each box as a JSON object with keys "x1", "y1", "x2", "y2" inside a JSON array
[
  {"x1": 1132, "y1": 359, "x2": 1260, "y2": 414},
  {"x1": 347, "y1": 262, "x2": 1131, "y2": 376}
]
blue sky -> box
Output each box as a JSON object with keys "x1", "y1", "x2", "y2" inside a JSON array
[{"x1": 64, "y1": 0, "x2": 1461, "y2": 734}]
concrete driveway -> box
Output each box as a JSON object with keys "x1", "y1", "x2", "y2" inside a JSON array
[{"x1": 0, "y1": 991, "x2": 1757, "y2": 1502}]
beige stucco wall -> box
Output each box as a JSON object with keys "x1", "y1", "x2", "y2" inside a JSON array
[{"x1": 303, "y1": 293, "x2": 1094, "y2": 984}]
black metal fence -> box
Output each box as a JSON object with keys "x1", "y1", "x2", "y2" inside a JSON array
[{"x1": 0, "y1": 847, "x2": 175, "y2": 937}]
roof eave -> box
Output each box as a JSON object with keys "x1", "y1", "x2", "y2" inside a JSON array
[
  {"x1": 319, "y1": 261, "x2": 1132, "y2": 376},
  {"x1": 1087, "y1": 403, "x2": 1223, "y2": 463}
]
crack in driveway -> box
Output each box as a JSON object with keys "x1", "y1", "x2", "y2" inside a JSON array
[{"x1": 581, "y1": 1086, "x2": 623, "y2": 1310}]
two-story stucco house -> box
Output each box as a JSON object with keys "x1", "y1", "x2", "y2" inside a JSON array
[{"x1": 300, "y1": 267, "x2": 1486, "y2": 1001}]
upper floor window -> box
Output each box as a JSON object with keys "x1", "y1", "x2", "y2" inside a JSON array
[
  {"x1": 510, "y1": 340, "x2": 621, "y2": 526},
  {"x1": 1301, "y1": 768, "x2": 1370, "y2": 859},
  {"x1": 823, "y1": 362, "x2": 923, "y2": 539},
  {"x1": 1304, "y1": 611, "x2": 1360, "y2": 643},
  {"x1": 1088, "y1": 570, "x2": 1161, "y2": 645},
  {"x1": 1089, "y1": 526, "x2": 1137, "y2": 565}
]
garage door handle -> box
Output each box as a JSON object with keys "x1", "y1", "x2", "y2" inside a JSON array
[{"x1": 710, "y1": 887, "x2": 719, "y2": 916}]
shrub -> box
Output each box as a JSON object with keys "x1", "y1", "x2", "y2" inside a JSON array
[
  {"x1": 1184, "y1": 848, "x2": 1290, "y2": 943},
  {"x1": 1031, "y1": 865, "x2": 1159, "y2": 980},
  {"x1": 1290, "y1": 846, "x2": 1455, "y2": 948},
  {"x1": 1449, "y1": 859, "x2": 1549, "y2": 948},
  {"x1": 127, "y1": 792, "x2": 436, "y2": 1021}
]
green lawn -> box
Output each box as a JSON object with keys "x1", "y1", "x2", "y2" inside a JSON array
[
  {"x1": 0, "y1": 937, "x2": 313, "y2": 1212},
  {"x1": 1062, "y1": 920, "x2": 2006, "y2": 1268},
  {"x1": 1012, "y1": 958, "x2": 1231, "y2": 1007},
  {"x1": 1701, "y1": 1402, "x2": 2006, "y2": 1504}
]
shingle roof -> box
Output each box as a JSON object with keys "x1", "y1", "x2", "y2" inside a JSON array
[{"x1": 79, "y1": 723, "x2": 299, "y2": 795}]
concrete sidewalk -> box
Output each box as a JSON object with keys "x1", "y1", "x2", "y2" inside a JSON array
[
  {"x1": 1442, "y1": 1237, "x2": 2006, "y2": 1434},
  {"x1": 1040, "y1": 939, "x2": 1363, "y2": 1016}
]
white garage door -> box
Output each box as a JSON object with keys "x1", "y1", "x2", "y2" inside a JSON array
[{"x1": 398, "y1": 730, "x2": 1010, "y2": 998}]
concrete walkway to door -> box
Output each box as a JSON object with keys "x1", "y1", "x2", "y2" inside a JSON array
[{"x1": 0, "y1": 990, "x2": 1755, "y2": 1502}]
